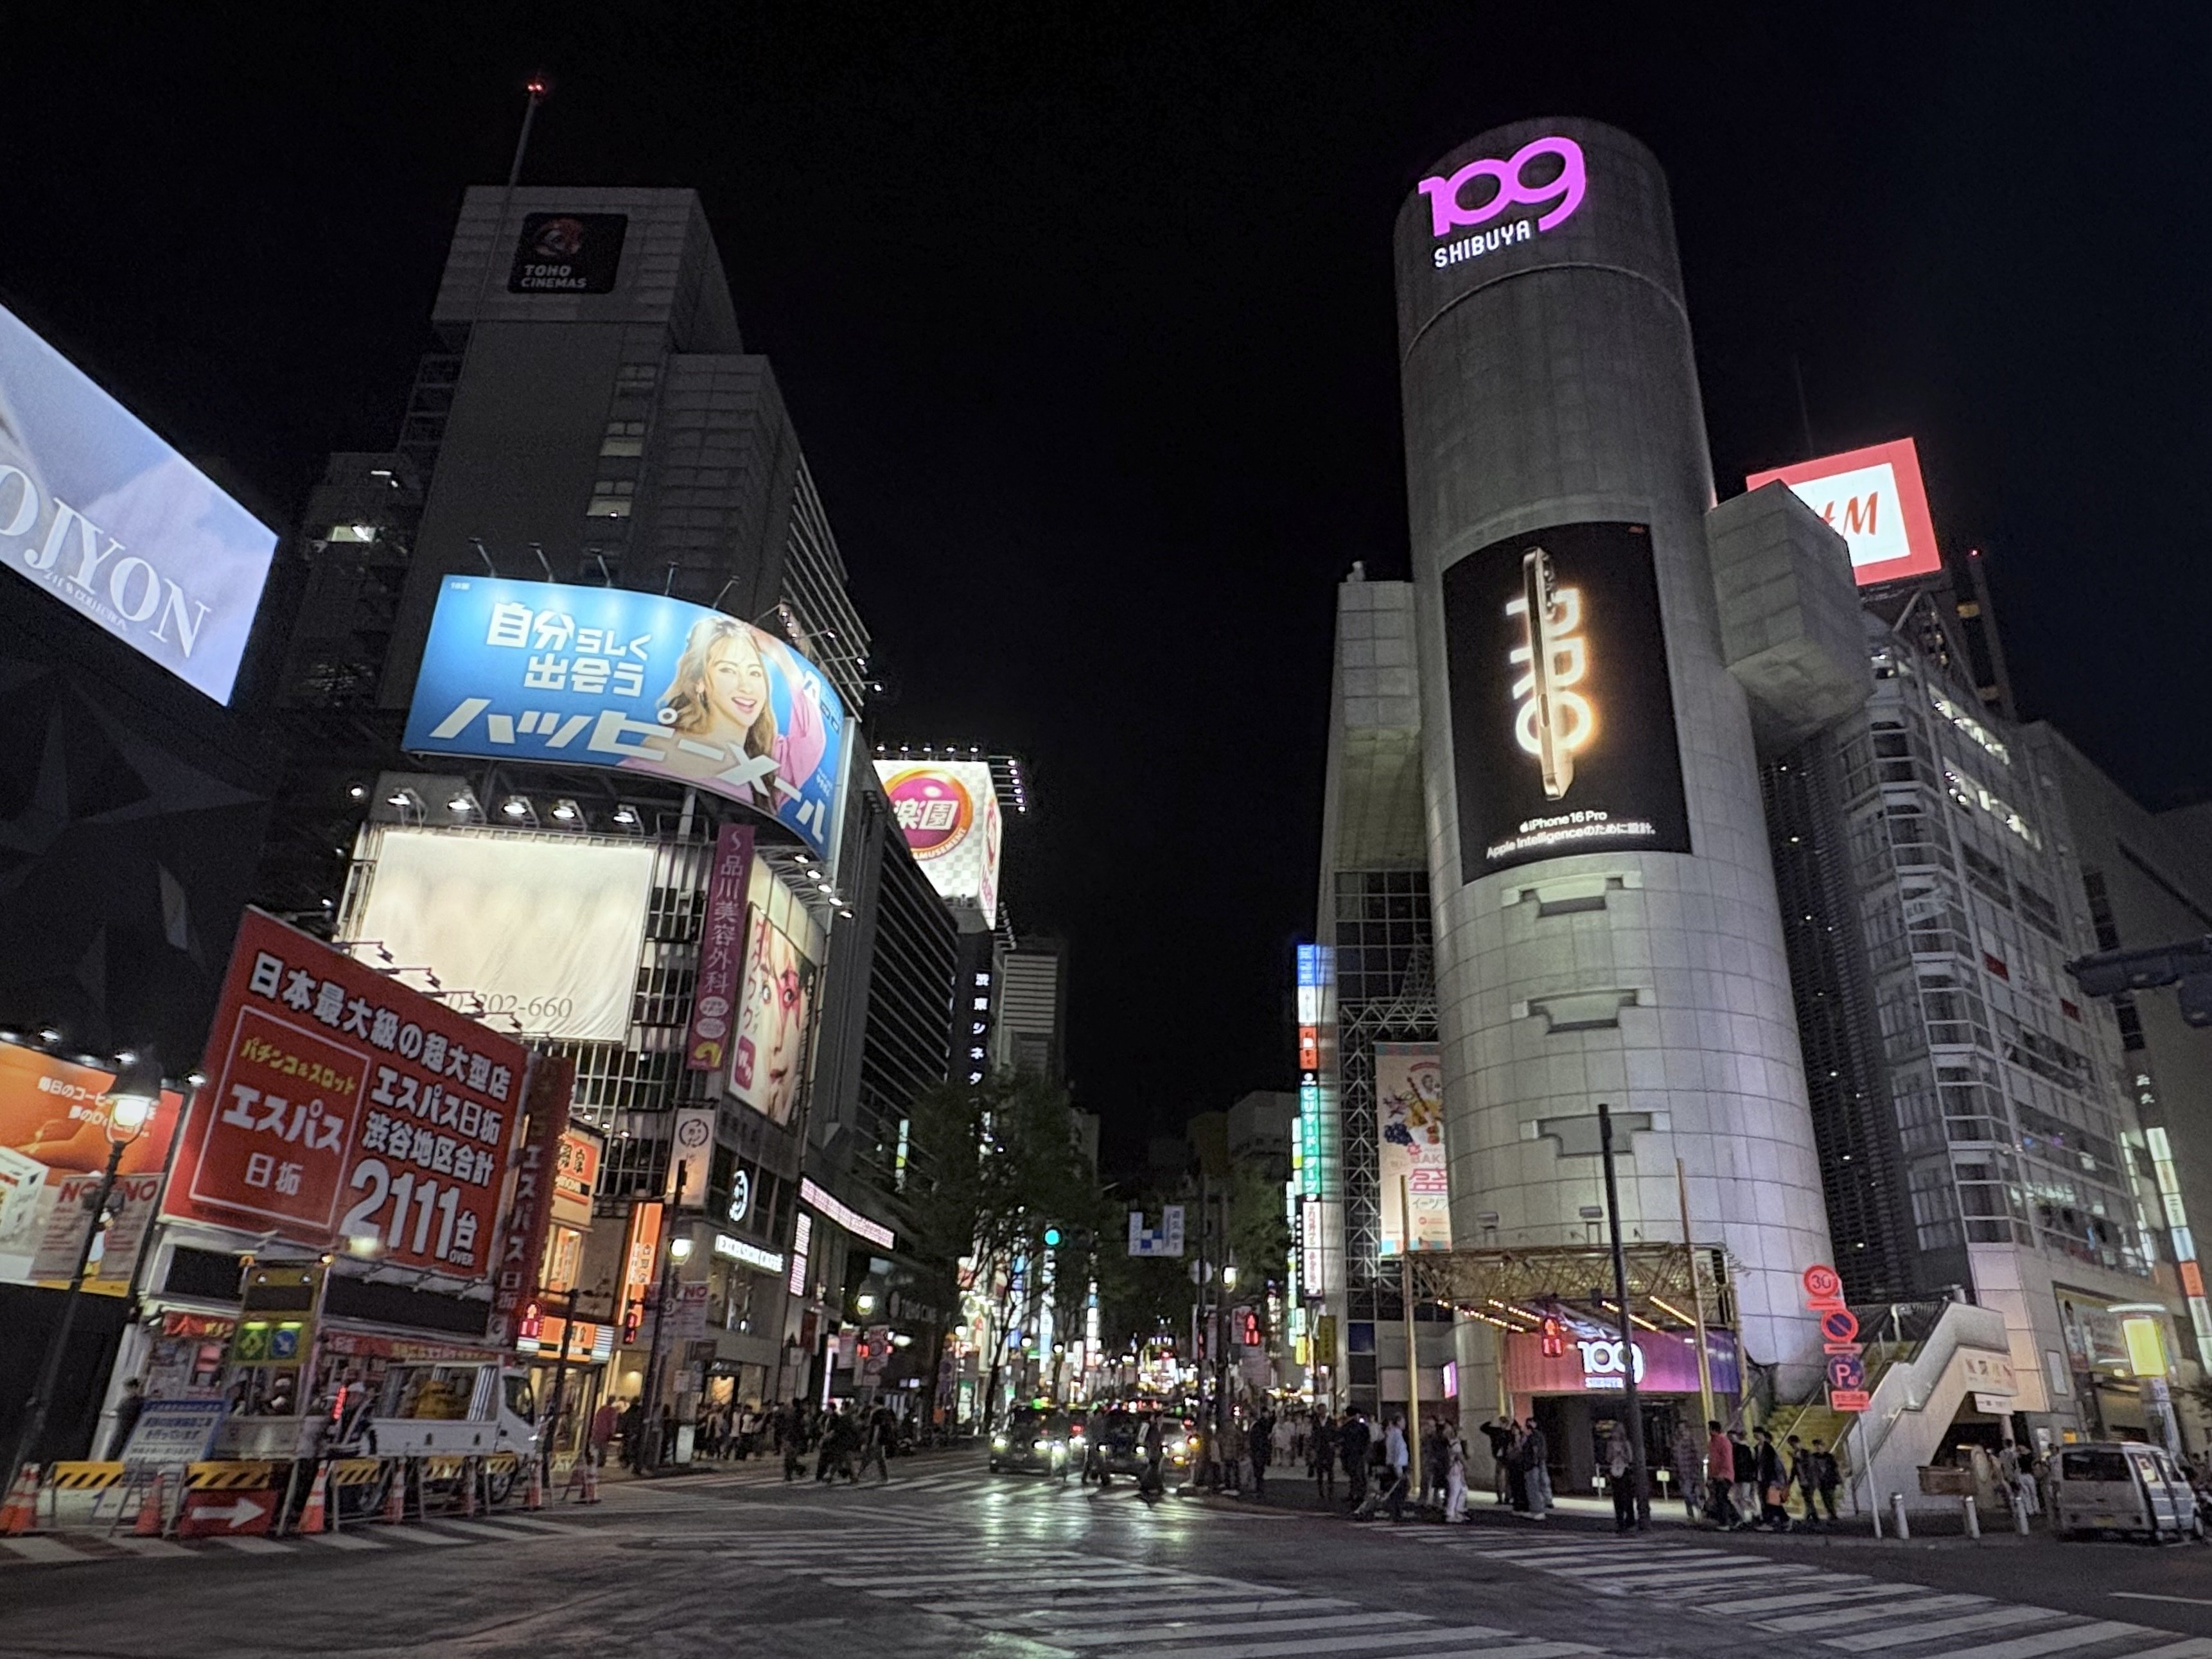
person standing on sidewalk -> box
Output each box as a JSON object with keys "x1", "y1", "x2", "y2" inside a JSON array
[
  {"x1": 1753, "y1": 1428, "x2": 1789, "y2": 1529},
  {"x1": 1605, "y1": 1420, "x2": 1637, "y2": 1531},
  {"x1": 1730, "y1": 1426, "x2": 1757, "y2": 1523},
  {"x1": 1703, "y1": 1419, "x2": 1737, "y2": 1528},
  {"x1": 1444, "y1": 1429, "x2": 1470, "y2": 1523},
  {"x1": 1310, "y1": 1411, "x2": 1336, "y2": 1500},
  {"x1": 1251, "y1": 1403, "x2": 1274, "y2": 1500},
  {"x1": 1520, "y1": 1417, "x2": 1550, "y2": 1520},
  {"x1": 1381, "y1": 1411, "x2": 1411, "y2": 1520},
  {"x1": 1340, "y1": 1410, "x2": 1371, "y2": 1510}
]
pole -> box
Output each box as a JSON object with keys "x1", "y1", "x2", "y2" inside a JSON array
[
  {"x1": 507, "y1": 78, "x2": 547, "y2": 188},
  {"x1": 1598, "y1": 1103, "x2": 1647, "y2": 1530},
  {"x1": 1676, "y1": 1159, "x2": 1714, "y2": 1432},
  {"x1": 1399, "y1": 1174, "x2": 1422, "y2": 1502},
  {"x1": 541, "y1": 1286, "x2": 580, "y2": 1488},
  {"x1": 4, "y1": 1137, "x2": 126, "y2": 1502},
  {"x1": 639, "y1": 1168, "x2": 685, "y2": 1473}
]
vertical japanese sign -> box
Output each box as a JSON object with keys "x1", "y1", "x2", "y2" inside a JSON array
[
  {"x1": 551, "y1": 1128, "x2": 601, "y2": 1230},
  {"x1": 686, "y1": 825, "x2": 754, "y2": 1071},
  {"x1": 1803, "y1": 1263, "x2": 1870, "y2": 1412},
  {"x1": 622, "y1": 1200, "x2": 663, "y2": 1342},
  {"x1": 1376, "y1": 1041, "x2": 1451, "y2": 1256},
  {"x1": 164, "y1": 910, "x2": 531, "y2": 1280},
  {"x1": 491, "y1": 1053, "x2": 573, "y2": 1342},
  {"x1": 403, "y1": 577, "x2": 847, "y2": 859},
  {"x1": 0, "y1": 1044, "x2": 183, "y2": 1294}
]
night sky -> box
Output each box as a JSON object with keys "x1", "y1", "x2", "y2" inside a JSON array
[{"x1": 8, "y1": 10, "x2": 2209, "y2": 1168}]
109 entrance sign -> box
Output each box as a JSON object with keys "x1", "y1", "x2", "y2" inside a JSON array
[{"x1": 164, "y1": 911, "x2": 534, "y2": 1279}]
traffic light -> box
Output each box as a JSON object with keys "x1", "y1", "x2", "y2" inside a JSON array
[
  {"x1": 1540, "y1": 1316, "x2": 1565, "y2": 1358},
  {"x1": 1043, "y1": 1226, "x2": 1062, "y2": 1248}
]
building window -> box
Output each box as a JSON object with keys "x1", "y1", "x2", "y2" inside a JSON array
[
  {"x1": 588, "y1": 479, "x2": 636, "y2": 518},
  {"x1": 601, "y1": 419, "x2": 646, "y2": 458},
  {"x1": 616, "y1": 364, "x2": 659, "y2": 391}
]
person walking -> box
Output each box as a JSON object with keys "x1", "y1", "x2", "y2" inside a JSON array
[
  {"x1": 1753, "y1": 1428, "x2": 1789, "y2": 1529},
  {"x1": 1251, "y1": 1404, "x2": 1274, "y2": 1500},
  {"x1": 1310, "y1": 1411, "x2": 1336, "y2": 1500},
  {"x1": 1504, "y1": 1422, "x2": 1529, "y2": 1512},
  {"x1": 105, "y1": 1379, "x2": 146, "y2": 1461},
  {"x1": 1703, "y1": 1418, "x2": 1737, "y2": 1528},
  {"x1": 1520, "y1": 1417, "x2": 1551, "y2": 1520},
  {"x1": 859, "y1": 1405, "x2": 893, "y2": 1484},
  {"x1": 1730, "y1": 1426, "x2": 1757, "y2": 1524},
  {"x1": 1141, "y1": 1412, "x2": 1165, "y2": 1502},
  {"x1": 1811, "y1": 1437, "x2": 1842, "y2": 1522},
  {"x1": 619, "y1": 1398, "x2": 645, "y2": 1473},
  {"x1": 1340, "y1": 1410, "x2": 1372, "y2": 1511},
  {"x1": 782, "y1": 1403, "x2": 807, "y2": 1482},
  {"x1": 1787, "y1": 1434, "x2": 1819, "y2": 1531},
  {"x1": 1605, "y1": 1419, "x2": 1637, "y2": 1531},
  {"x1": 1670, "y1": 1419, "x2": 1704, "y2": 1523},
  {"x1": 1382, "y1": 1411, "x2": 1411, "y2": 1520},
  {"x1": 1444, "y1": 1430, "x2": 1470, "y2": 1523},
  {"x1": 1479, "y1": 1417, "x2": 1516, "y2": 1510}
]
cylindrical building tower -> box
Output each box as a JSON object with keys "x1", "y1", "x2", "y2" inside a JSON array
[{"x1": 1394, "y1": 118, "x2": 1833, "y2": 1394}]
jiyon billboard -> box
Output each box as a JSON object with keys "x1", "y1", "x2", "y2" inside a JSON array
[
  {"x1": 351, "y1": 827, "x2": 654, "y2": 1044},
  {"x1": 1375, "y1": 1042, "x2": 1451, "y2": 1255},
  {"x1": 730, "y1": 907, "x2": 815, "y2": 1128},
  {"x1": 404, "y1": 576, "x2": 849, "y2": 860},
  {"x1": 0, "y1": 1045, "x2": 184, "y2": 1295},
  {"x1": 874, "y1": 760, "x2": 1001, "y2": 926},
  {"x1": 1746, "y1": 438, "x2": 1941, "y2": 587},
  {"x1": 164, "y1": 910, "x2": 533, "y2": 1282},
  {"x1": 0, "y1": 301, "x2": 277, "y2": 704},
  {"x1": 1441, "y1": 520, "x2": 1692, "y2": 879}
]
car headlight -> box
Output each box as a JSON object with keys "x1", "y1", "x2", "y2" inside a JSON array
[
  {"x1": 992, "y1": 1436, "x2": 1008, "y2": 1450},
  {"x1": 1034, "y1": 1439, "x2": 1049, "y2": 1451}
]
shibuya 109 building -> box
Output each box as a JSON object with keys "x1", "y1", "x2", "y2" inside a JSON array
[{"x1": 1294, "y1": 118, "x2": 2209, "y2": 1495}]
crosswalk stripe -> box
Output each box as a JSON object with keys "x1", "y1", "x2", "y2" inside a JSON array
[
  {"x1": 208, "y1": 1535, "x2": 290, "y2": 1554},
  {"x1": 1387, "y1": 1644, "x2": 1602, "y2": 1659},
  {"x1": 997, "y1": 1599, "x2": 1355, "y2": 1628},
  {"x1": 825, "y1": 1566, "x2": 1167, "y2": 1588},
  {"x1": 2, "y1": 1537, "x2": 90, "y2": 1563},
  {"x1": 303, "y1": 1531, "x2": 387, "y2": 1550},
  {"x1": 1826, "y1": 1608, "x2": 2060, "y2": 1651},
  {"x1": 1047, "y1": 1610, "x2": 1428, "y2": 1647},
  {"x1": 1552, "y1": 1557, "x2": 1791, "y2": 1581},
  {"x1": 922, "y1": 1588, "x2": 1307, "y2": 1616},
  {"x1": 1762, "y1": 1595, "x2": 1991, "y2": 1631},
  {"x1": 105, "y1": 1537, "x2": 192, "y2": 1558},
  {"x1": 477, "y1": 1515, "x2": 578, "y2": 1533},
  {"x1": 373, "y1": 1525, "x2": 470, "y2": 1545},
  {"x1": 2106, "y1": 1641, "x2": 2212, "y2": 1659},
  {"x1": 1119, "y1": 1624, "x2": 1515, "y2": 1659},
  {"x1": 1934, "y1": 1624, "x2": 2149, "y2": 1659},
  {"x1": 1710, "y1": 1584, "x2": 1936, "y2": 1615}
]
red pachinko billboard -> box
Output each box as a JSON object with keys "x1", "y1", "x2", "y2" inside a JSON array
[{"x1": 164, "y1": 909, "x2": 532, "y2": 1280}]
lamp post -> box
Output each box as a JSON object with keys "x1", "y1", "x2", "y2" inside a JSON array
[
  {"x1": 3, "y1": 1053, "x2": 160, "y2": 1504},
  {"x1": 1597, "y1": 1102, "x2": 1649, "y2": 1531}
]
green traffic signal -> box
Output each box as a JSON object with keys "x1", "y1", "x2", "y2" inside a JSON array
[{"x1": 1044, "y1": 1227, "x2": 1062, "y2": 1247}]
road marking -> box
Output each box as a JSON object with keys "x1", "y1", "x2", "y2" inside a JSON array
[
  {"x1": 1120, "y1": 1625, "x2": 1516, "y2": 1659},
  {"x1": 1827, "y1": 1608, "x2": 2058, "y2": 1651},
  {"x1": 373, "y1": 1525, "x2": 470, "y2": 1545},
  {"x1": 2113, "y1": 1595, "x2": 2212, "y2": 1610},
  {"x1": 1935, "y1": 1624, "x2": 2151, "y2": 1659},
  {"x1": 207, "y1": 1535, "x2": 291, "y2": 1554},
  {"x1": 1, "y1": 1537, "x2": 89, "y2": 1563},
  {"x1": 923, "y1": 1588, "x2": 1306, "y2": 1617},
  {"x1": 1051, "y1": 1610, "x2": 1428, "y2": 1647},
  {"x1": 1387, "y1": 1645, "x2": 1601, "y2": 1659},
  {"x1": 2104, "y1": 1641, "x2": 2212, "y2": 1659},
  {"x1": 997, "y1": 1598, "x2": 1355, "y2": 1627},
  {"x1": 1764, "y1": 1595, "x2": 1992, "y2": 1631},
  {"x1": 1705, "y1": 1583, "x2": 1920, "y2": 1615},
  {"x1": 105, "y1": 1537, "x2": 193, "y2": 1558},
  {"x1": 302, "y1": 1531, "x2": 386, "y2": 1550}
]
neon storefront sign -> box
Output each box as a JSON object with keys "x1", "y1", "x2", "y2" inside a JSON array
[
  {"x1": 1576, "y1": 1337, "x2": 1645, "y2": 1389},
  {"x1": 1418, "y1": 136, "x2": 1586, "y2": 268}
]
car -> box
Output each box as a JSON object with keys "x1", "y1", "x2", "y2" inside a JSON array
[
  {"x1": 2053, "y1": 1441, "x2": 2202, "y2": 1541},
  {"x1": 1087, "y1": 1405, "x2": 1199, "y2": 1491},
  {"x1": 990, "y1": 1406, "x2": 1073, "y2": 1476}
]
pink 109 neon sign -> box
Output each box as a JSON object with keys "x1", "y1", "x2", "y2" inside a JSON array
[{"x1": 1418, "y1": 136, "x2": 1586, "y2": 250}]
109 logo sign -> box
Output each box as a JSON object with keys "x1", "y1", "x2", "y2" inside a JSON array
[{"x1": 1419, "y1": 136, "x2": 1586, "y2": 268}]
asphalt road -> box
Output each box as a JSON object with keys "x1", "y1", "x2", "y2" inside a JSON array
[{"x1": 5, "y1": 1454, "x2": 2212, "y2": 1659}]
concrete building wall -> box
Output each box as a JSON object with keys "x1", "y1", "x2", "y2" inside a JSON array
[{"x1": 1393, "y1": 119, "x2": 1831, "y2": 1384}]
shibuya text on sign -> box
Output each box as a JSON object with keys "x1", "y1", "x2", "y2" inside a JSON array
[{"x1": 1419, "y1": 136, "x2": 1586, "y2": 268}]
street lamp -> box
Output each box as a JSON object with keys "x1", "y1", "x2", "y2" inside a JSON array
[{"x1": 4, "y1": 1051, "x2": 161, "y2": 1502}]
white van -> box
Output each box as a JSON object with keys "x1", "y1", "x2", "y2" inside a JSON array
[{"x1": 2053, "y1": 1442, "x2": 2200, "y2": 1542}]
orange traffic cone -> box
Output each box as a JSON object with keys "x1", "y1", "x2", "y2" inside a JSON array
[
  {"x1": 382, "y1": 1464, "x2": 406, "y2": 1526},
  {"x1": 296, "y1": 1464, "x2": 329, "y2": 1534},
  {"x1": 525, "y1": 1455, "x2": 544, "y2": 1511},
  {"x1": 0, "y1": 1464, "x2": 39, "y2": 1536},
  {"x1": 133, "y1": 1473, "x2": 166, "y2": 1537}
]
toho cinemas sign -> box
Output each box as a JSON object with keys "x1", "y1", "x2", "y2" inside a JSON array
[{"x1": 0, "y1": 300, "x2": 275, "y2": 705}]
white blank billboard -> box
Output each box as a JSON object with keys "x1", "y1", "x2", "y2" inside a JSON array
[{"x1": 355, "y1": 829, "x2": 655, "y2": 1042}]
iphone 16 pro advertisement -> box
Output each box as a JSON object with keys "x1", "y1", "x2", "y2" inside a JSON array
[{"x1": 1440, "y1": 520, "x2": 1690, "y2": 880}]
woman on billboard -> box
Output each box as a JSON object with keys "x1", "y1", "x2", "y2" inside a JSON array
[
  {"x1": 732, "y1": 911, "x2": 810, "y2": 1125},
  {"x1": 641, "y1": 615, "x2": 829, "y2": 818}
]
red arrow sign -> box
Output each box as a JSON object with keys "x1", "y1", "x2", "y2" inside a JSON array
[{"x1": 178, "y1": 1491, "x2": 274, "y2": 1536}]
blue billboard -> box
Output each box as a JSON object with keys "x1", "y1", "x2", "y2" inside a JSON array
[
  {"x1": 0, "y1": 301, "x2": 277, "y2": 704},
  {"x1": 404, "y1": 576, "x2": 848, "y2": 858}
]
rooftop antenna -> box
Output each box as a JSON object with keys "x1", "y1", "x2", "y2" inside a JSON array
[
  {"x1": 1790, "y1": 355, "x2": 1816, "y2": 459},
  {"x1": 510, "y1": 75, "x2": 549, "y2": 188}
]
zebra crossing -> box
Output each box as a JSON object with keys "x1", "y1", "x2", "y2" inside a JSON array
[
  {"x1": 733, "y1": 1520, "x2": 1621, "y2": 1657},
  {"x1": 658, "y1": 1459, "x2": 1001, "y2": 1496},
  {"x1": 0, "y1": 1511, "x2": 597, "y2": 1570},
  {"x1": 1399, "y1": 1527, "x2": 2212, "y2": 1659}
]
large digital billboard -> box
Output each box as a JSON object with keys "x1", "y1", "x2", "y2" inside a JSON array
[
  {"x1": 405, "y1": 576, "x2": 848, "y2": 859},
  {"x1": 730, "y1": 907, "x2": 815, "y2": 1128},
  {"x1": 351, "y1": 827, "x2": 656, "y2": 1044},
  {"x1": 1441, "y1": 520, "x2": 1691, "y2": 879},
  {"x1": 1375, "y1": 1042, "x2": 1450, "y2": 1255},
  {"x1": 0, "y1": 1045, "x2": 184, "y2": 1295},
  {"x1": 0, "y1": 301, "x2": 277, "y2": 704},
  {"x1": 1745, "y1": 437, "x2": 1941, "y2": 586},
  {"x1": 875, "y1": 760, "x2": 1001, "y2": 926},
  {"x1": 164, "y1": 911, "x2": 533, "y2": 1281}
]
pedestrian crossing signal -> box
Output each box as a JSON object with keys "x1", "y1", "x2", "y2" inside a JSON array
[{"x1": 1540, "y1": 1317, "x2": 1565, "y2": 1357}]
